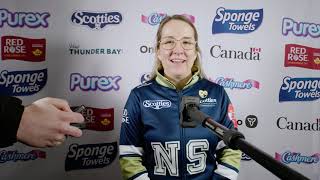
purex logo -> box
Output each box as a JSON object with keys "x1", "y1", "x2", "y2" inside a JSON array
[
  {"x1": 0, "y1": 150, "x2": 46, "y2": 163},
  {"x1": 70, "y1": 73, "x2": 121, "y2": 92},
  {"x1": 65, "y1": 142, "x2": 117, "y2": 171},
  {"x1": 279, "y1": 76, "x2": 320, "y2": 102},
  {"x1": 284, "y1": 44, "x2": 320, "y2": 70},
  {"x1": 277, "y1": 117, "x2": 320, "y2": 131},
  {"x1": 1, "y1": 36, "x2": 46, "y2": 62},
  {"x1": 72, "y1": 106, "x2": 114, "y2": 131},
  {"x1": 0, "y1": 8, "x2": 50, "y2": 28},
  {"x1": 282, "y1": 17, "x2": 320, "y2": 38},
  {"x1": 143, "y1": 100, "x2": 171, "y2": 109},
  {"x1": 212, "y1": 7, "x2": 263, "y2": 34},
  {"x1": 69, "y1": 43, "x2": 122, "y2": 55},
  {"x1": 210, "y1": 45, "x2": 261, "y2": 61},
  {"x1": 275, "y1": 151, "x2": 320, "y2": 164},
  {"x1": 0, "y1": 69, "x2": 47, "y2": 96},
  {"x1": 71, "y1": 11, "x2": 122, "y2": 30},
  {"x1": 214, "y1": 77, "x2": 260, "y2": 90}
]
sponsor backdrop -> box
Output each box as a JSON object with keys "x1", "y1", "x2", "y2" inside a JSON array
[{"x1": 0, "y1": 0, "x2": 319, "y2": 180}]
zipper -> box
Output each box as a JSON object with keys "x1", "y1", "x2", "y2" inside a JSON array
[{"x1": 177, "y1": 90, "x2": 187, "y2": 180}]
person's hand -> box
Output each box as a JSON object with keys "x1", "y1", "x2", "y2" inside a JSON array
[{"x1": 17, "y1": 97, "x2": 84, "y2": 148}]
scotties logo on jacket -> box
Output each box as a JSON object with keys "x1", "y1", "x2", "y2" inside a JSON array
[
  {"x1": 212, "y1": 7, "x2": 263, "y2": 34},
  {"x1": 1, "y1": 36, "x2": 46, "y2": 61},
  {"x1": 279, "y1": 76, "x2": 320, "y2": 102},
  {"x1": 0, "y1": 149, "x2": 46, "y2": 163},
  {"x1": 65, "y1": 142, "x2": 117, "y2": 171},
  {"x1": 285, "y1": 44, "x2": 320, "y2": 70},
  {"x1": 72, "y1": 106, "x2": 114, "y2": 131},
  {"x1": 71, "y1": 11, "x2": 122, "y2": 30},
  {"x1": 0, "y1": 69, "x2": 47, "y2": 96},
  {"x1": 0, "y1": 9, "x2": 50, "y2": 28}
]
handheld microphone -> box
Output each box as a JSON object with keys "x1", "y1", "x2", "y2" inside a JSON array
[{"x1": 180, "y1": 96, "x2": 244, "y2": 149}]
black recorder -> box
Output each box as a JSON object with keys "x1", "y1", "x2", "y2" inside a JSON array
[{"x1": 70, "y1": 105, "x2": 86, "y2": 129}]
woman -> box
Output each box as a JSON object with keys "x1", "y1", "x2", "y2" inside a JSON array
[{"x1": 119, "y1": 15, "x2": 241, "y2": 180}]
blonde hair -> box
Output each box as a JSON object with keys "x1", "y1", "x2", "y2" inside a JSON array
[{"x1": 150, "y1": 14, "x2": 206, "y2": 79}]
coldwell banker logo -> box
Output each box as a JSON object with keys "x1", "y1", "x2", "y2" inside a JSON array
[
  {"x1": 71, "y1": 11, "x2": 122, "y2": 30},
  {"x1": 65, "y1": 142, "x2": 117, "y2": 171},
  {"x1": 212, "y1": 7, "x2": 263, "y2": 34},
  {"x1": 275, "y1": 151, "x2": 320, "y2": 164},
  {"x1": 0, "y1": 69, "x2": 47, "y2": 96},
  {"x1": 215, "y1": 77, "x2": 260, "y2": 90},
  {"x1": 0, "y1": 9, "x2": 50, "y2": 28},
  {"x1": 282, "y1": 17, "x2": 320, "y2": 38},
  {"x1": 69, "y1": 43, "x2": 122, "y2": 55},
  {"x1": 279, "y1": 76, "x2": 320, "y2": 102},
  {"x1": 70, "y1": 73, "x2": 121, "y2": 92},
  {"x1": 72, "y1": 106, "x2": 114, "y2": 131},
  {"x1": 285, "y1": 44, "x2": 320, "y2": 70},
  {"x1": 0, "y1": 150, "x2": 46, "y2": 163},
  {"x1": 1, "y1": 36, "x2": 46, "y2": 61},
  {"x1": 210, "y1": 45, "x2": 261, "y2": 61}
]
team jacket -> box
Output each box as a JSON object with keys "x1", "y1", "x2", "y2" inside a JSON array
[{"x1": 119, "y1": 72, "x2": 241, "y2": 180}]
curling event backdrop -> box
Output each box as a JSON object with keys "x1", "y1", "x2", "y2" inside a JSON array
[{"x1": 0, "y1": 0, "x2": 319, "y2": 180}]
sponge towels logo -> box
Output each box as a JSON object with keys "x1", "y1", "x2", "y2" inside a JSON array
[
  {"x1": 0, "y1": 69, "x2": 47, "y2": 96},
  {"x1": 212, "y1": 7, "x2": 263, "y2": 34},
  {"x1": 279, "y1": 76, "x2": 320, "y2": 102}
]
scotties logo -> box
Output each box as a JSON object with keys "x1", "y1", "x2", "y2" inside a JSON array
[
  {"x1": 69, "y1": 44, "x2": 122, "y2": 55},
  {"x1": 71, "y1": 11, "x2": 122, "y2": 30},
  {"x1": 0, "y1": 9, "x2": 50, "y2": 28},
  {"x1": 212, "y1": 7, "x2": 263, "y2": 34},
  {"x1": 210, "y1": 45, "x2": 261, "y2": 61},
  {"x1": 70, "y1": 73, "x2": 121, "y2": 92},
  {"x1": 0, "y1": 69, "x2": 47, "y2": 96},
  {"x1": 275, "y1": 151, "x2": 320, "y2": 164},
  {"x1": 279, "y1": 77, "x2": 320, "y2": 102},
  {"x1": 65, "y1": 142, "x2": 117, "y2": 171},
  {"x1": 0, "y1": 150, "x2": 46, "y2": 163},
  {"x1": 215, "y1": 77, "x2": 260, "y2": 90},
  {"x1": 285, "y1": 44, "x2": 320, "y2": 70},
  {"x1": 143, "y1": 100, "x2": 171, "y2": 109},
  {"x1": 72, "y1": 106, "x2": 114, "y2": 131},
  {"x1": 1, "y1": 36, "x2": 46, "y2": 61},
  {"x1": 282, "y1": 18, "x2": 320, "y2": 38},
  {"x1": 141, "y1": 13, "x2": 195, "y2": 26}
]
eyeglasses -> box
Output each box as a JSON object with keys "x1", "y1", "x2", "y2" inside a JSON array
[{"x1": 159, "y1": 37, "x2": 197, "y2": 50}]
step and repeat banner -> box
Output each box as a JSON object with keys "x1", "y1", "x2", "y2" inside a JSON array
[{"x1": 0, "y1": 0, "x2": 319, "y2": 180}]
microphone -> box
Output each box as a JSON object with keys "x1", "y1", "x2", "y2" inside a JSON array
[
  {"x1": 180, "y1": 96, "x2": 309, "y2": 180},
  {"x1": 180, "y1": 96, "x2": 244, "y2": 149}
]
